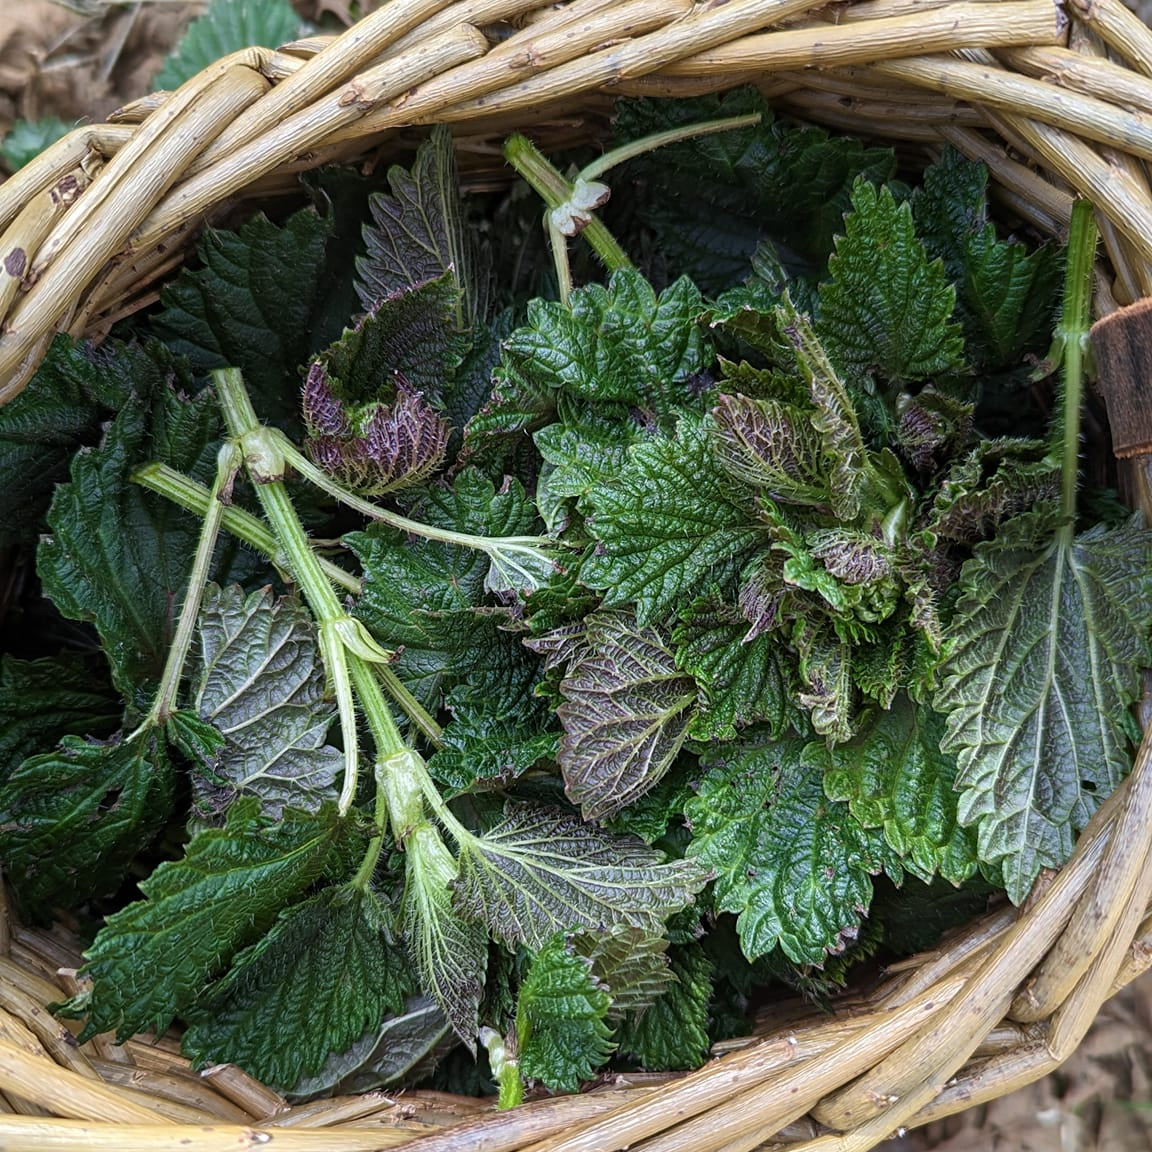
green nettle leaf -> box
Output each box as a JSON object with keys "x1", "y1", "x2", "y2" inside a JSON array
[
  {"x1": 555, "y1": 611, "x2": 697, "y2": 818},
  {"x1": 685, "y1": 743, "x2": 894, "y2": 964},
  {"x1": 912, "y1": 148, "x2": 1062, "y2": 369},
  {"x1": 36, "y1": 389, "x2": 217, "y2": 698},
  {"x1": 935, "y1": 515, "x2": 1152, "y2": 903},
  {"x1": 0, "y1": 655, "x2": 119, "y2": 783},
  {"x1": 501, "y1": 269, "x2": 709, "y2": 411},
  {"x1": 895, "y1": 387, "x2": 974, "y2": 474},
  {"x1": 809, "y1": 694, "x2": 978, "y2": 885},
  {"x1": 153, "y1": 208, "x2": 334, "y2": 425},
  {"x1": 192, "y1": 585, "x2": 341, "y2": 820},
  {"x1": 818, "y1": 180, "x2": 965, "y2": 383},
  {"x1": 517, "y1": 935, "x2": 614, "y2": 1092},
  {"x1": 182, "y1": 885, "x2": 413, "y2": 1089},
  {"x1": 615, "y1": 945, "x2": 713, "y2": 1071},
  {"x1": 66, "y1": 800, "x2": 336, "y2": 1041},
  {"x1": 155, "y1": 0, "x2": 301, "y2": 89},
  {"x1": 674, "y1": 596, "x2": 793, "y2": 742},
  {"x1": 349, "y1": 470, "x2": 541, "y2": 706},
  {"x1": 402, "y1": 827, "x2": 488, "y2": 1042},
  {"x1": 0, "y1": 337, "x2": 139, "y2": 545},
  {"x1": 356, "y1": 125, "x2": 483, "y2": 324},
  {"x1": 1, "y1": 116, "x2": 72, "y2": 171},
  {"x1": 0, "y1": 727, "x2": 175, "y2": 911},
  {"x1": 453, "y1": 802, "x2": 705, "y2": 951},
  {"x1": 582, "y1": 415, "x2": 764, "y2": 624}
]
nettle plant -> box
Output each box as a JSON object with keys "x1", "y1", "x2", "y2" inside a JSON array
[{"x1": 2, "y1": 90, "x2": 1151, "y2": 1101}]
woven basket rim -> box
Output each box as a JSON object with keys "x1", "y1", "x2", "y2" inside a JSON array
[{"x1": 4, "y1": 1, "x2": 1152, "y2": 1149}]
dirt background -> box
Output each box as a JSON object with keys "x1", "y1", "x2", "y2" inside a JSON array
[{"x1": 3, "y1": 2, "x2": 1152, "y2": 1148}]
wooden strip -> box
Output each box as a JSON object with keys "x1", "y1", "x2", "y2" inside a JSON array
[
  {"x1": 1075, "y1": 0, "x2": 1152, "y2": 80},
  {"x1": 999, "y1": 45, "x2": 1152, "y2": 115},
  {"x1": 658, "y1": 0, "x2": 1062, "y2": 76}
]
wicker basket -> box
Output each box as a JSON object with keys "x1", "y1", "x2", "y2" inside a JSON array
[{"x1": 4, "y1": 0, "x2": 1152, "y2": 1148}]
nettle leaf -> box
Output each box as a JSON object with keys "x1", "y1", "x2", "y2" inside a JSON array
[
  {"x1": 776, "y1": 300, "x2": 870, "y2": 522},
  {"x1": 67, "y1": 800, "x2": 336, "y2": 1041},
  {"x1": 192, "y1": 585, "x2": 341, "y2": 820},
  {"x1": 555, "y1": 611, "x2": 696, "y2": 818},
  {"x1": 357, "y1": 125, "x2": 483, "y2": 324},
  {"x1": 710, "y1": 391, "x2": 828, "y2": 506},
  {"x1": 310, "y1": 274, "x2": 467, "y2": 407},
  {"x1": 583, "y1": 415, "x2": 764, "y2": 624},
  {"x1": 290, "y1": 995, "x2": 452, "y2": 1099},
  {"x1": 895, "y1": 387, "x2": 974, "y2": 474},
  {"x1": 517, "y1": 935, "x2": 613, "y2": 1092},
  {"x1": 685, "y1": 742, "x2": 895, "y2": 964},
  {"x1": 153, "y1": 208, "x2": 334, "y2": 426},
  {"x1": 674, "y1": 596, "x2": 793, "y2": 742},
  {"x1": 155, "y1": 0, "x2": 301, "y2": 89},
  {"x1": 0, "y1": 655, "x2": 119, "y2": 783},
  {"x1": 0, "y1": 337, "x2": 138, "y2": 545},
  {"x1": 929, "y1": 439, "x2": 1059, "y2": 545},
  {"x1": 501, "y1": 269, "x2": 709, "y2": 411},
  {"x1": 818, "y1": 180, "x2": 965, "y2": 383},
  {"x1": 182, "y1": 885, "x2": 413, "y2": 1090},
  {"x1": 615, "y1": 944, "x2": 713, "y2": 1071},
  {"x1": 935, "y1": 515, "x2": 1152, "y2": 903},
  {"x1": 37, "y1": 386, "x2": 218, "y2": 698},
  {"x1": 793, "y1": 617, "x2": 855, "y2": 743},
  {"x1": 572, "y1": 926, "x2": 673, "y2": 1020},
  {"x1": 402, "y1": 827, "x2": 488, "y2": 1042},
  {"x1": 453, "y1": 802, "x2": 705, "y2": 951},
  {"x1": 913, "y1": 147, "x2": 1062, "y2": 369},
  {"x1": 0, "y1": 726, "x2": 175, "y2": 912},
  {"x1": 611, "y1": 89, "x2": 895, "y2": 288},
  {"x1": 809, "y1": 694, "x2": 978, "y2": 885},
  {"x1": 349, "y1": 470, "x2": 541, "y2": 706}
]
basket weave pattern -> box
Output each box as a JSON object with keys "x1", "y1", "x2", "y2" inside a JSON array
[{"x1": 4, "y1": 0, "x2": 1152, "y2": 1148}]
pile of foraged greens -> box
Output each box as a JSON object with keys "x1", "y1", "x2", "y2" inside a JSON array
[{"x1": 2, "y1": 90, "x2": 1151, "y2": 1103}]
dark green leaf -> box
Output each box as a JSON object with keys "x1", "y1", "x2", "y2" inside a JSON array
[
  {"x1": 182, "y1": 885, "x2": 413, "y2": 1090},
  {"x1": 685, "y1": 742, "x2": 894, "y2": 964},
  {"x1": 36, "y1": 386, "x2": 218, "y2": 697},
  {"x1": 0, "y1": 725, "x2": 175, "y2": 912},
  {"x1": 153, "y1": 208, "x2": 334, "y2": 426},
  {"x1": 582, "y1": 415, "x2": 763, "y2": 624},
  {"x1": 1, "y1": 117, "x2": 72, "y2": 171},
  {"x1": 810, "y1": 694, "x2": 978, "y2": 884},
  {"x1": 517, "y1": 935, "x2": 613, "y2": 1092},
  {"x1": 818, "y1": 181, "x2": 964, "y2": 383},
  {"x1": 67, "y1": 800, "x2": 336, "y2": 1041},
  {"x1": 0, "y1": 655, "x2": 119, "y2": 784},
  {"x1": 615, "y1": 945, "x2": 713, "y2": 1071}
]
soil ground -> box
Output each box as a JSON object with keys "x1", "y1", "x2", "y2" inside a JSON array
[{"x1": 3, "y1": 2, "x2": 1152, "y2": 1148}]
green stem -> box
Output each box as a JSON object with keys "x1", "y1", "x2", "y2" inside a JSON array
[
  {"x1": 214, "y1": 367, "x2": 365, "y2": 814},
  {"x1": 352, "y1": 774, "x2": 390, "y2": 892},
  {"x1": 135, "y1": 440, "x2": 241, "y2": 733},
  {"x1": 348, "y1": 651, "x2": 406, "y2": 758},
  {"x1": 547, "y1": 215, "x2": 574, "y2": 307},
  {"x1": 504, "y1": 133, "x2": 633, "y2": 273},
  {"x1": 1058, "y1": 199, "x2": 1099, "y2": 523},
  {"x1": 376, "y1": 665, "x2": 444, "y2": 747},
  {"x1": 576, "y1": 113, "x2": 762, "y2": 183},
  {"x1": 279, "y1": 437, "x2": 552, "y2": 555},
  {"x1": 133, "y1": 463, "x2": 361, "y2": 595}
]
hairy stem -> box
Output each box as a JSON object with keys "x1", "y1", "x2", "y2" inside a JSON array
[
  {"x1": 136, "y1": 440, "x2": 241, "y2": 733},
  {"x1": 1058, "y1": 199, "x2": 1099, "y2": 523},
  {"x1": 133, "y1": 463, "x2": 362, "y2": 595},
  {"x1": 503, "y1": 133, "x2": 633, "y2": 273}
]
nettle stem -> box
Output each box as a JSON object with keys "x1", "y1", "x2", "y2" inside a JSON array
[
  {"x1": 1058, "y1": 199, "x2": 1099, "y2": 522},
  {"x1": 136, "y1": 439, "x2": 241, "y2": 734}
]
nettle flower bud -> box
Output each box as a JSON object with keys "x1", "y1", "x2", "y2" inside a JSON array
[{"x1": 302, "y1": 366, "x2": 450, "y2": 496}]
